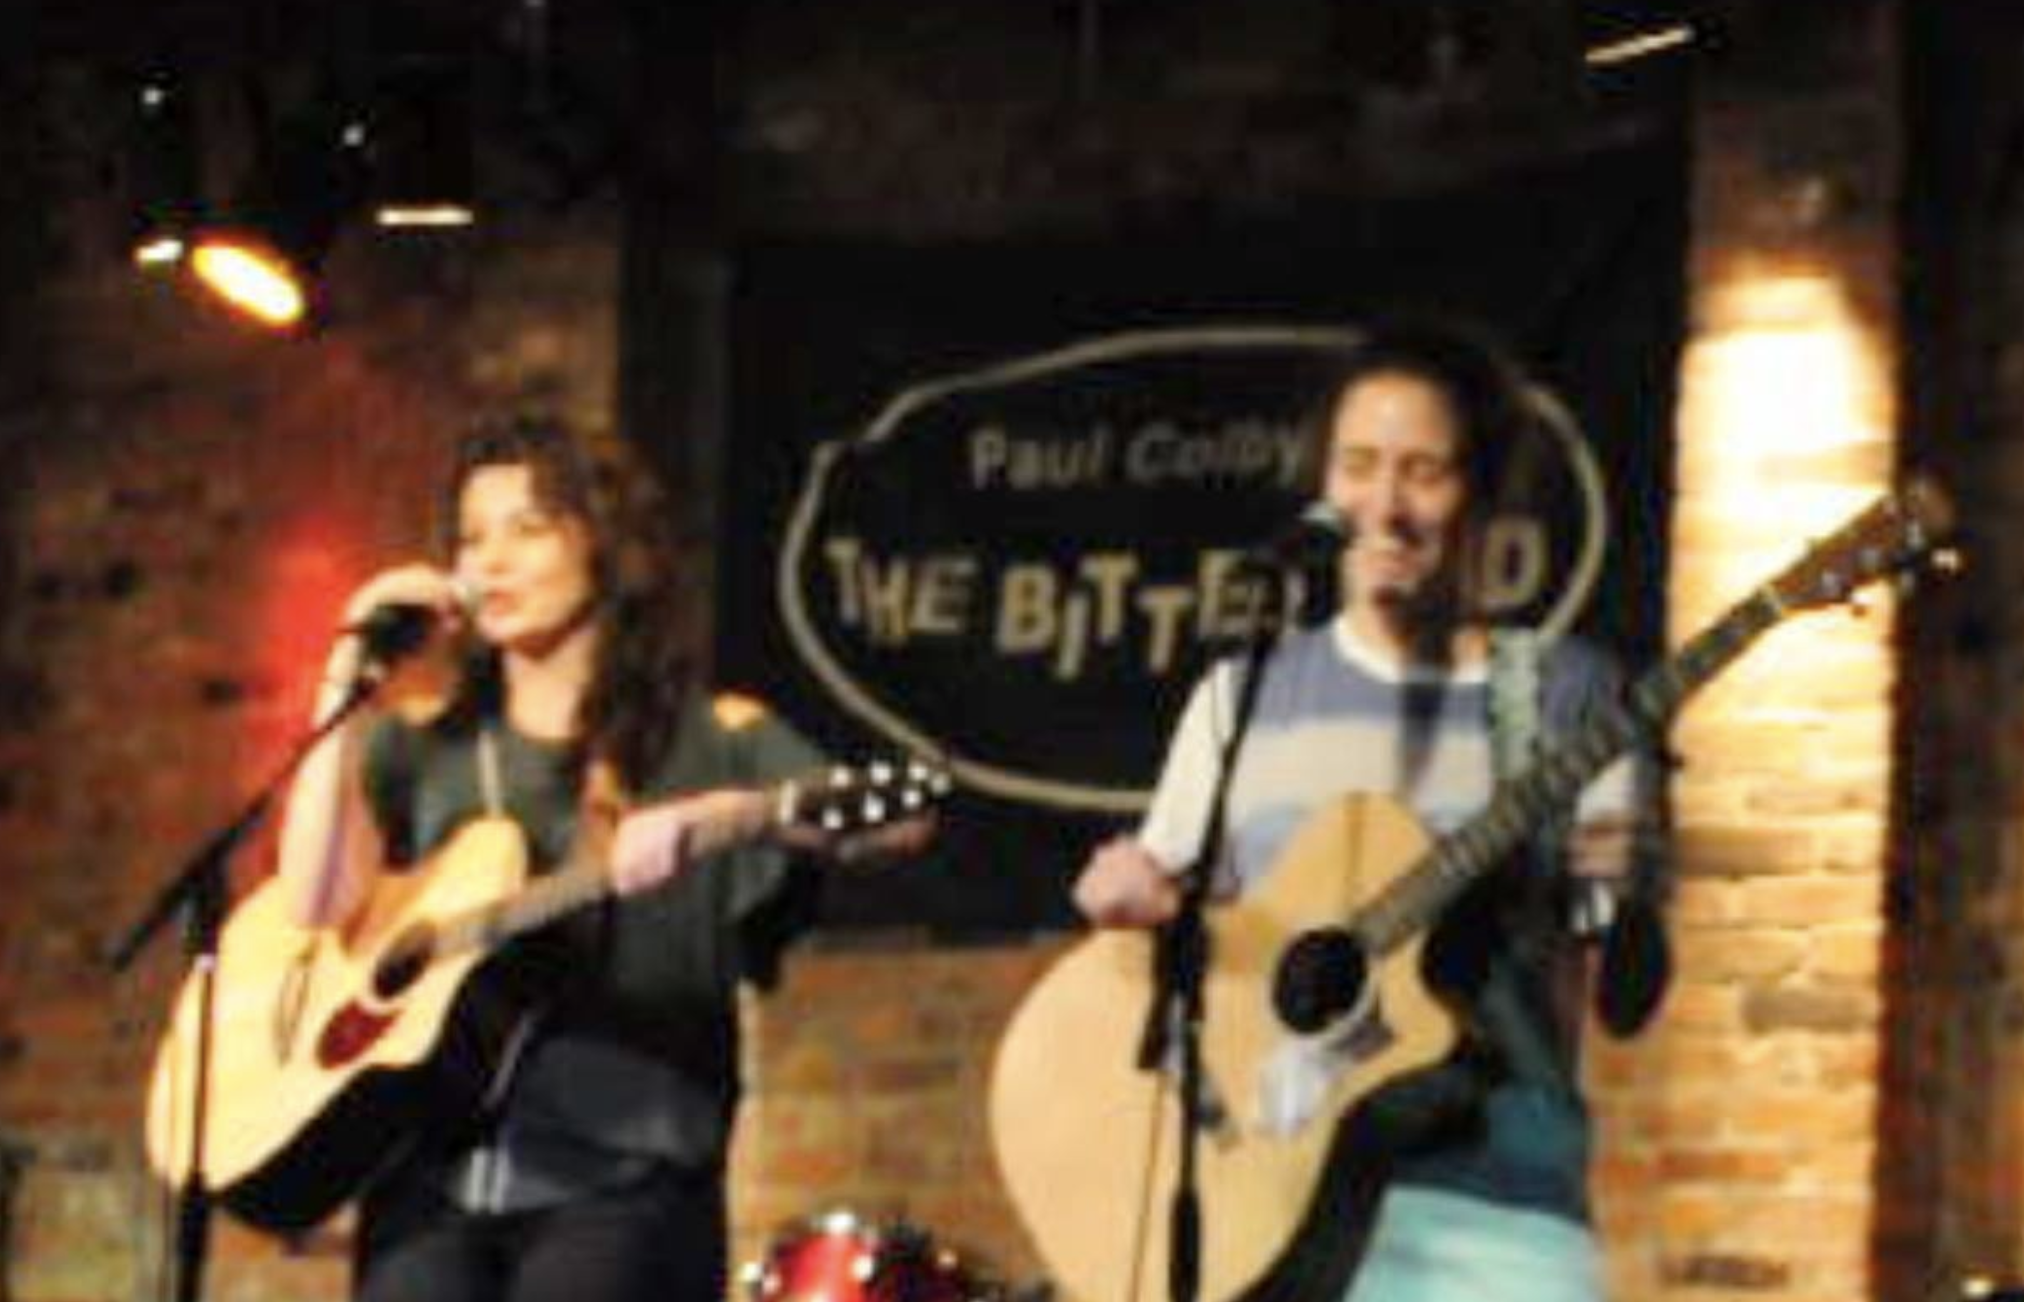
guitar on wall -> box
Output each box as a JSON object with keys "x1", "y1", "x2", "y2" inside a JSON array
[
  {"x1": 989, "y1": 478, "x2": 1956, "y2": 1302},
  {"x1": 145, "y1": 758, "x2": 950, "y2": 1234}
]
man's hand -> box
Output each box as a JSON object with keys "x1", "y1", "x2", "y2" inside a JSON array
[
  {"x1": 1073, "y1": 836, "x2": 1181, "y2": 929},
  {"x1": 1570, "y1": 815, "x2": 1635, "y2": 881}
]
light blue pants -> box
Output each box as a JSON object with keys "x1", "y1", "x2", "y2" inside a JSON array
[{"x1": 1344, "y1": 1187, "x2": 1604, "y2": 1302}]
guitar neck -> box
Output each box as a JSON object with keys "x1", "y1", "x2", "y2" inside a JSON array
[
  {"x1": 1354, "y1": 589, "x2": 1785, "y2": 954},
  {"x1": 421, "y1": 761, "x2": 942, "y2": 962},
  {"x1": 431, "y1": 849, "x2": 623, "y2": 960},
  {"x1": 424, "y1": 785, "x2": 791, "y2": 960}
]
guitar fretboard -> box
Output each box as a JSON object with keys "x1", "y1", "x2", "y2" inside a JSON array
[
  {"x1": 1353, "y1": 589, "x2": 1784, "y2": 955},
  {"x1": 416, "y1": 761, "x2": 945, "y2": 963},
  {"x1": 440, "y1": 857, "x2": 610, "y2": 957},
  {"x1": 426, "y1": 787, "x2": 801, "y2": 961}
]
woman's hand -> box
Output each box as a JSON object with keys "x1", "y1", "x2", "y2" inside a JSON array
[
  {"x1": 322, "y1": 564, "x2": 469, "y2": 716},
  {"x1": 608, "y1": 788, "x2": 943, "y2": 895},
  {"x1": 608, "y1": 789, "x2": 772, "y2": 897},
  {"x1": 1073, "y1": 836, "x2": 1181, "y2": 929},
  {"x1": 339, "y1": 563, "x2": 467, "y2": 629}
]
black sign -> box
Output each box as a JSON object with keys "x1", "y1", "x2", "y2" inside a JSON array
[
  {"x1": 776, "y1": 326, "x2": 1612, "y2": 815},
  {"x1": 719, "y1": 137, "x2": 1685, "y2": 933}
]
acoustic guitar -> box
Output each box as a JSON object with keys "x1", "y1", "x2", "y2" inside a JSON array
[
  {"x1": 145, "y1": 758, "x2": 948, "y2": 1233},
  {"x1": 990, "y1": 480, "x2": 1954, "y2": 1302}
]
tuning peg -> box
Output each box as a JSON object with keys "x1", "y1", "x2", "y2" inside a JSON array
[
  {"x1": 915, "y1": 757, "x2": 955, "y2": 796},
  {"x1": 1894, "y1": 545, "x2": 1966, "y2": 598}
]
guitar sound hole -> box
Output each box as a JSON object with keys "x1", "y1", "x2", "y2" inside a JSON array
[
  {"x1": 1272, "y1": 928, "x2": 1369, "y2": 1034},
  {"x1": 373, "y1": 925, "x2": 437, "y2": 1001}
]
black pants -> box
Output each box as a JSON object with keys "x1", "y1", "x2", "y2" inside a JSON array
[{"x1": 355, "y1": 1165, "x2": 726, "y2": 1302}]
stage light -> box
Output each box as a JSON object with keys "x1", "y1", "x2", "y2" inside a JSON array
[
  {"x1": 126, "y1": 72, "x2": 203, "y2": 270},
  {"x1": 365, "y1": 59, "x2": 478, "y2": 230},
  {"x1": 141, "y1": 53, "x2": 483, "y2": 325},
  {"x1": 1578, "y1": 2, "x2": 1698, "y2": 70},
  {"x1": 187, "y1": 108, "x2": 369, "y2": 330},
  {"x1": 1583, "y1": 22, "x2": 1694, "y2": 67},
  {"x1": 134, "y1": 235, "x2": 188, "y2": 269},
  {"x1": 188, "y1": 237, "x2": 310, "y2": 328}
]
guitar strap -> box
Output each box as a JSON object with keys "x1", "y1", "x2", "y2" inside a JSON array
[
  {"x1": 1486, "y1": 626, "x2": 1562, "y2": 940},
  {"x1": 456, "y1": 726, "x2": 521, "y2": 1212},
  {"x1": 575, "y1": 754, "x2": 627, "y2": 864},
  {"x1": 456, "y1": 727, "x2": 624, "y2": 1212},
  {"x1": 1483, "y1": 628, "x2": 1586, "y2": 1089},
  {"x1": 475, "y1": 726, "x2": 625, "y2": 855},
  {"x1": 1486, "y1": 627, "x2": 1573, "y2": 890},
  {"x1": 1487, "y1": 627, "x2": 1674, "y2": 1051},
  {"x1": 1486, "y1": 627, "x2": 1540, "y2": 786},
  {"x1": 477, "y1": 727, "x2": 506, "y2": 817}
]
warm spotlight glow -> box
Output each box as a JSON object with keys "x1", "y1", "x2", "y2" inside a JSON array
[
  {"x1": 1671, "y1": 267, "x2": 1897, "y2": 782},
  {"x1": 189, "y1": 239, "x2": 309, "y2": 328},
  {"x1": 1695, "y1": 275, "x2": 1884, "y2": 469},
  {"x1": 1677, "y1": 274, "x2": 1891, "y2": 602}
]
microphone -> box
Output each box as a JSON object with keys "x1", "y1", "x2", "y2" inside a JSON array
[
  {"x1": 1239, "y1": 500, "x2": 1352, "y2": 572},
  {"x1": 345, "y1": 578, "x2": 480, "y2": 668}
]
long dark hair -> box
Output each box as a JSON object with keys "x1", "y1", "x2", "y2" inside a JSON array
[{"x1": 440, "y1": 417, "x2": 695, "y2": 792}]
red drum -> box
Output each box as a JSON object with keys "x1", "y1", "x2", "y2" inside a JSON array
[{"x1": 742, "y1": 1210, "x2": 978, "y2": 1302}]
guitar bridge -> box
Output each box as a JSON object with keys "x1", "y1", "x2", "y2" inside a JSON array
[
  {"x1": 272, "y1": 942, "x2": 316, "y2": 1064},
  {"x1": 1333, "y1": 1006, "x2": 1395, "y2": 1065}
]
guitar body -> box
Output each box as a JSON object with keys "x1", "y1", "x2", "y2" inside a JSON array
[
  {"x1": 142, "y1": 758, "x2": 951, "y2": 1233},
  {"x1": 990, "y1": 794, "x2": 1454, "y2": 1302},
  {"x1": 145, "y1": 818, "x2": 532, "y2": 1232}
]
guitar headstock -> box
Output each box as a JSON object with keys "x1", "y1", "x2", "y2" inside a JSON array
[
  {"x1": 782, "y1": 757, "x2": 954, "y2": 839},
  {"x1": 1764, "y1": 475, "x2": 1958, "y2": 613}
]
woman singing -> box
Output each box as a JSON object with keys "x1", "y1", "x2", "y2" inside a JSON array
[{"x1": 277, "y1": 417, "x2": 916, "y2": 1302}]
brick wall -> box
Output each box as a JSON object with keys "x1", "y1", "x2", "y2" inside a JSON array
[
  {"x1": 1596, "y1": 6, "x2": 1908, "y2": 1301},
  {"x1": 0, "y1": 94, "x2": 621, "y2": 1293},
  {"x1": 0, "y1": 276, "x2": 465, "y2": 1301},
  {"x1": 728, "y1": 941, "x2": 1067, "y2": 1289}
]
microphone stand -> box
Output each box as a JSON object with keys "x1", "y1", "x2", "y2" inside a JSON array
[
  {"x1": 1141, "y1": 563, "x2": 1304, "y2": 1302},
  {"x1": 108, "y1": 670, "x2": 387, "y2": 1302}
]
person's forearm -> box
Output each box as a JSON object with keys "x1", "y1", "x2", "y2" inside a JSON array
[{"x1": 276, "y1": 638, "x2": 378, "y2": 927}]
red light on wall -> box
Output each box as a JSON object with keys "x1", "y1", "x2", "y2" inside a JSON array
[{"x1": 243, "y1": 515, "x2": 374, "y2": 756}]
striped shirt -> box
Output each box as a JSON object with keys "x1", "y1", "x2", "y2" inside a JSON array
[{"x1": 1139, "y1": 617, "x2": 1631, "y2": 888}]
